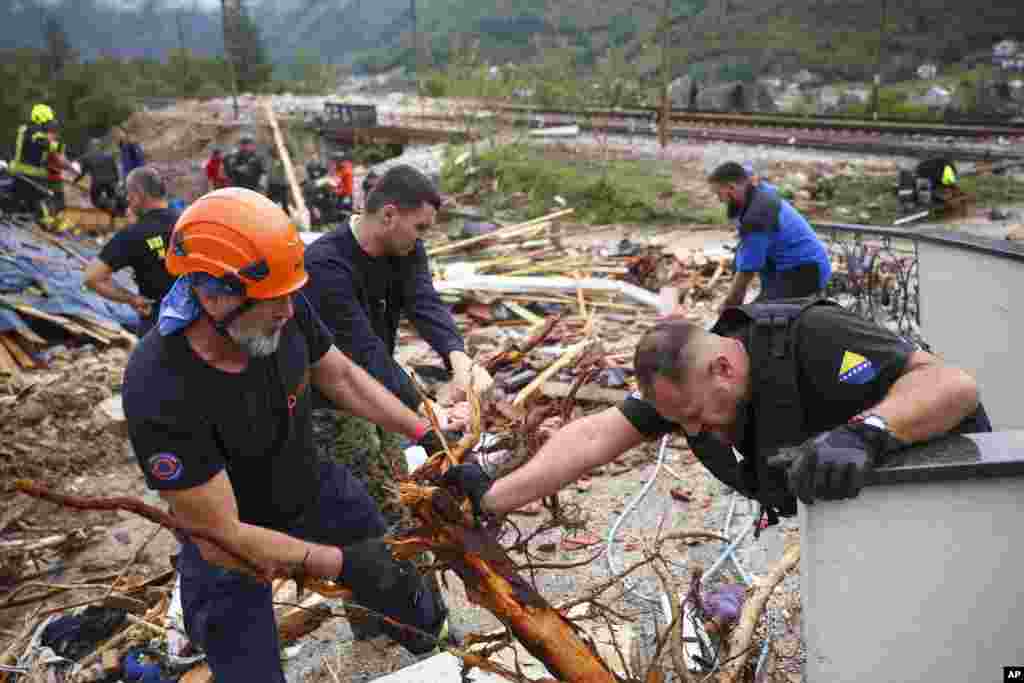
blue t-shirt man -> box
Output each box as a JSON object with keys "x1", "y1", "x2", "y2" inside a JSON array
[{"x1": 710, "y1": 162, "x2": 831, "y2": 307}]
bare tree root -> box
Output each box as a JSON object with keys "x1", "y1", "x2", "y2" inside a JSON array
[{"x1": 718, "y1": 543, "x2": 800, "y2": 683}]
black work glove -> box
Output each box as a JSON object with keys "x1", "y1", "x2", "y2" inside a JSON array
[
  {"x1": 417, "y1": 427, "x2": 444, "y2": 456},
  {"x1": 766, "y1": 422, "x2": 900, "y2": 505},
  {"x1": 337, "y1": 538, "x2": 415, "y2": 596},
  {"x1": 441, "y1": 462, "x2": 494, "y2": 521}
]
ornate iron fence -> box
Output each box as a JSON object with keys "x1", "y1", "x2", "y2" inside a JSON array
[{"x1": 817, "y1": 225, "x2": 922, "y2": 344}]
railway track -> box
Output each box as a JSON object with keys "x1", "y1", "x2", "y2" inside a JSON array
[
  {"x1": 410, "y1": 108, "x2": 1024, "y2": 162},
  {"x1": 488, "y1": 103, "x2": 1024, "y2": 139}
]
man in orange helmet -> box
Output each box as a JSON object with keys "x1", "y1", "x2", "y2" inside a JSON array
[{"x1": 122, "y1": 188, "x2": 452, "y2": 682}]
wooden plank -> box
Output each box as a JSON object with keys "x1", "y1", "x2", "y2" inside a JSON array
[
  {"x1": 262, "y1": 100, "x2": 310, "y2": 229},
  {"x1": 278, "y1": 594, "x2": 332, "y2": 643},
  {"x1": 0, "y1": 335, "x2": 37, "y2": 369},
  {"x1": 427, "y1": 209, "x2": 574, "y2": 257},
  {"x1": 0, "y1": 341, "x2": 21, "y2": 378},
  {"x1": 540, "y1": 381, "x2": 630, "y2": 405},
  {"x1": 513, "y1": 339, "x2": 595, "y2": 408},
  {"x1": 74, "y1": 317, "x2": 136, "y2": 346},
  {"x1": 12, "y1": 324, "x2": 47, "y2": 346},
  {"x1": 0, "y1": 297, "x2": 109, "y2": 344},
  {"x1": 503, "y1": 302, "x2": 543, "y2": 324}
]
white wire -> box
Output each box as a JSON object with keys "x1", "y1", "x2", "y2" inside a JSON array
[{"x1": 605, "y1": 433, "x2": 671, "y2": 609}]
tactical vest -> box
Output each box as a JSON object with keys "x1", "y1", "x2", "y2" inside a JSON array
[
  {"x1": 689, "y1": 298, "x2": 842, "y2": 519},
  {"x1": 11, "y1": 124, "x2": 51, "y2": 178}
]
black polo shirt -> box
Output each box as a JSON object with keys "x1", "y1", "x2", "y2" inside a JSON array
[
  {"x1": 123, "y1": 293, "x2": 334, "y2": 529},
  {"x1": 620, "y1": 305, "x2": 988, "y2": 448},
  {"x1": 98, "y1": 207, "x2": 178, "y2": 303}
]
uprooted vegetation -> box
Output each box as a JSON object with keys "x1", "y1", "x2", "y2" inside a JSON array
[{"x1": 441, "y1": 143, "x2": 720, "y2": 226}]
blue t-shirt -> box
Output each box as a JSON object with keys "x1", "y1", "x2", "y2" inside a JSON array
[{"x1": 733, "y1": 185, "x2": 831, "y2": 297}]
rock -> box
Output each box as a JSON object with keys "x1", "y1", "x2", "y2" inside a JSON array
[
  {"x1": 16, "y1": 399, "x2": 48, "y2": 425},
  {"x1": 95, "y1": 394, "x2": 128, "y2": 437}
]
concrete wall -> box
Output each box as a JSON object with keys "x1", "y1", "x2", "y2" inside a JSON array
[
  {"x1": 917, "y1": 240, "x2": 1023, "y2": 429},
  {"x1": 801, "y1": 469, "x2": 1024, "y2": 682}
]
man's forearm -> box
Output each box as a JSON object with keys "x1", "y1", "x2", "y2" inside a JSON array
[
  {"x1": 872, "y1": 364, "x2": 979, "y2": 444},
  {"x1": 191, "y1": 518, "x2": 343, "y2": 580},
  {"x1": 723, "y1": 271, "x2": 754, "y2": 307},
  {"x1": 87, "y1": 276, "x2": 139, "y2": 306},
  {"x1": 483, "y1": 410, "x2": 643, "y2": 515},
  {"x1": 318, "y1": 350, "x2": 423, "y2": 439}
]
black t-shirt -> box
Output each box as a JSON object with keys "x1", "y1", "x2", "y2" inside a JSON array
[
  {"x1": 302, "y1": 223, "x2": 465, "y2": 409},
  {"x1": 79, "y1": 151, "x2": 119, "y2": 185},
  {"x1": 224, "y1": 151, "x2": 265, "y2": 190},
  {"x1": 98, "y1": 207, "x2": 179, "y2": 303},
  {"x1": 123, "y1": 293, "x2": 335, "y2": 529},
  {"x1": 620, "y1": 305, "x2": 985, "y2": 447}
]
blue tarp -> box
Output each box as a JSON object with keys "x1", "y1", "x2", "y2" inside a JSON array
[{"x1": 0, "y1": 221, "x2": 140, "y2": 336}]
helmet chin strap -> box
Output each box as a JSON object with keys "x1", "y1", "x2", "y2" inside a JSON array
[{"x1": 209, "y1": 298, "x2": 259, "y2": 340}]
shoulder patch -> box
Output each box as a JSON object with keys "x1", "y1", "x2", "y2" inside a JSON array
[
  {"x1": 148, "y1": 453, "x2": 183, "y2": 482},
  {"x1": 838, "y1": 351, "x2": 878, "y2": 384}
]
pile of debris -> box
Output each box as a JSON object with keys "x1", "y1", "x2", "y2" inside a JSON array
[{"x1": 0, "y1": 218, "x2": 138, "y2": 385}]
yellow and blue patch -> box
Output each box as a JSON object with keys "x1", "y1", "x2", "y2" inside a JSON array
[{"x1": 838, "y1": 351, "x2": 878, "y2": 384}]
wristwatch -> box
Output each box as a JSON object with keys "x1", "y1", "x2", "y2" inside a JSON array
[{"x1": 851, "y1": 412, "x2": 891, "y2": 434}]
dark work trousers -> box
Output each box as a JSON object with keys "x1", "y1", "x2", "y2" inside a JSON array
[
  {"x1": 89, "y1": 182, "x2": 118, "y2": 211},
  {"x1": 177, "y1": 461, "x2": 445, "y2": 682},
  {"x1": 757, "y1": 263, "x2": 823, "y2": 301},
  {"x1": 267, "y1": 183, "x2": 289, "y2": 213},
  {"x1": 136, "y1": 311, "x2": 157, "y2": 338}
]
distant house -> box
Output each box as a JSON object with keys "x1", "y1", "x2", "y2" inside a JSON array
[
  {"x1": 917, "y1": 63, "x2": 938, "y2": 80},
  {"x1": 993, "y1": 40, "x2": 1020, "y2": 58}
]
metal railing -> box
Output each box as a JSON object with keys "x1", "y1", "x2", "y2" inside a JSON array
[{"x1": 815, "y1": 223, "x2": 922, "y2": 343}]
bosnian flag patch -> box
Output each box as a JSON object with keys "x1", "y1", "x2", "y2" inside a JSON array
[
  {"x1": 838, "y1": 351, "x2": 878, "y2": 384},
  {"x1": 148, "y1": 453, "x2": 183, "y2": 482}
]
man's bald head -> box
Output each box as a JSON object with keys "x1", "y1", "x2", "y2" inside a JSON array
[
  {"x1": 125, "y1": 167, "x2": 168, "y2": 213},
  {"x1": 126, "y1": 167, "x2": 166, "y2": 200},
  {"x1": 634, "y1": 317, "x2": 751, "y2": 437},
  {"x1": 634, "y1": 317, "x2": 715, "y2": 399}
]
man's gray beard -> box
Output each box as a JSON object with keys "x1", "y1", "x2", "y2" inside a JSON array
[{"x1": 229, "y1": 327, "x2": 282, "y2": 357}]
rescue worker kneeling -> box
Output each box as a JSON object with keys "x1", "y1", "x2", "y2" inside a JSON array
[{"x1": 122, "y1": 188, "x2": 452, "y2": 682}]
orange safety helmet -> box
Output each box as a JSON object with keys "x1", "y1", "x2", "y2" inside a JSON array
[{"x1": 167, "y1": 187, "x2": 307, "y2": 299}]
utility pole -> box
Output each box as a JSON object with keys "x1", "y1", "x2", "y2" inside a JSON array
[
  {"x1": 658, "y1": 0, "x2": 672, "y2": 150},
  {"x1": 221, "y1": 0, "x2": 240, "y2": 119},
  {"x1": 871, "y1": 0, "x2": 889, "y2": 121},
  {"x1": 176, "y1": 10, "x2": 190, "y2": 90},
  {"x1": 410, "y1": 0, "x2": 420, "y2": 82}
]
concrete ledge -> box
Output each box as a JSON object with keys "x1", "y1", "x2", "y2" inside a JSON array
[{"x1": 801, "y1": 431, "x2": 1024, "y2": 683}]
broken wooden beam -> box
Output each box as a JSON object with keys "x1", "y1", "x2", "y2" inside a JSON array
[
  {"x1": 539, "y1": 381, "x2": 629, "y2": 405},
  {"x1": 262, "y1": 100, "x2": 311, "y2": 229},
  {"x1": 513, "y1": 339, "x2": 596, "y2": 408},
  {"x1": 427, "y1": 209, "x2": 574, "y2": 257}
]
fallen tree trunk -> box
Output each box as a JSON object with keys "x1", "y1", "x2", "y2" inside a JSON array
[{"x1": 393, "y1": 483, "x2": 617, "y2": 683}]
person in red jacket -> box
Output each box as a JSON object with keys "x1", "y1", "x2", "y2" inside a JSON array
[
  {"x1": 333, "y1": 155, "x2": 354, "y2": 210},
  {"x1": 204, "y1": 148, "x2": 228, "y2": 191}
]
